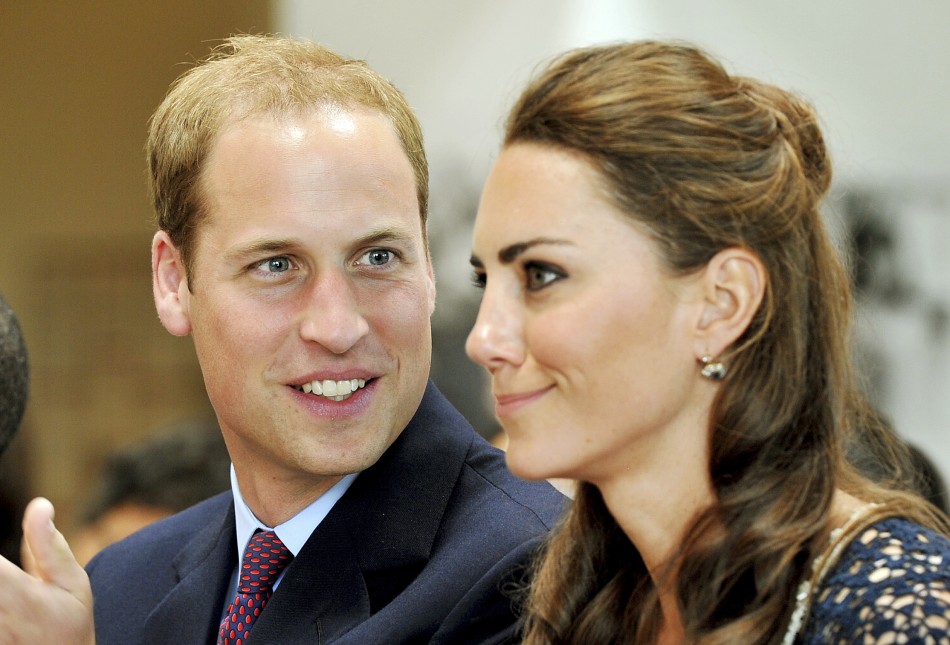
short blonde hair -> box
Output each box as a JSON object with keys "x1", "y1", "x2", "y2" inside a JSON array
[{"x1": 147, "y1": 34, "x2": 429, "y2": 279}]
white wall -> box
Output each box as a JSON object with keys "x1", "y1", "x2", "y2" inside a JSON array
[
  {"x1": 278, "y1": 0, "x2": 950, "y2": 484},
  {"x1": 280, "y1": 0, "x2": 950, "y2": 184}
]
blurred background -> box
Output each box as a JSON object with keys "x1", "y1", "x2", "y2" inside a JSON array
[{"x1": 1, "y1": 0, "x2": 948, "y2": 555}]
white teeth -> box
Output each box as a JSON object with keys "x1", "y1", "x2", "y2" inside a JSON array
[{"x1": 299, "y1": 378, "x2": 367, "y2": 400}]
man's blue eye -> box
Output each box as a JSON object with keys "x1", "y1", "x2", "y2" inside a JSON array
[
  {"x1": 266, "y1": 257, "x2": 291, "y2": 272},
  {"x1": 367, "y1": 249, "x2": 391, "y2": 266}
]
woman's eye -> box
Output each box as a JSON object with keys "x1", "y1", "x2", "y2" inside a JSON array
[
  {"x1": 525, "y1": 263, "x2": 563, "y2": 291},
  {"x1": 470, "y1": 270, "x2": 486, "y2": 289}
]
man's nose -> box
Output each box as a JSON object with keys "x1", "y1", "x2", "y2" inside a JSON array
[{"x1": 298, "y1": 269, "x2": 370, "y2": 354}]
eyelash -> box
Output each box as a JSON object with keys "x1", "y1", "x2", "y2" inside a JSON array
[
  {"x1": 523, "y1": 261, "x2": 564, "y2": 291},
  {"x1": 251, "y1": 256, "x2": 296, "y2": 276},
  {"x1": 249, "y1": 247, "x2": 399, "y2": 276},
  {"x1": 357, "y1": 248, "x2": 398, "y2": 268},
  {"x1": 469, "y1": 262, "x2": 565, "y2": 292},
  {"x1": 471, "y1": 270, "x2": 486, "y2": 290}
]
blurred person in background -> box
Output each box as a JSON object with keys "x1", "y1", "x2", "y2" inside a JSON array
[
  {"x1": 70, "y1": 419, "x2": 230, "y2": 565},
  {"x1": 0, "y1": 292, "x2": 30, "y2": 565},
  {"x1": 0, "y1": 294, "x2": 93, "y2": 642},
  {"x1": 0, "y1": 293, "x2": 29, "y2": 458}
]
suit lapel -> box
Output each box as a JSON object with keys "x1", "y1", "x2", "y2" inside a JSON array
[
  {"x1": 344, "y1": 381, "x2": 471, "y2": 597},
  {"x1": 134, "y1": 383, "x2": 471, "y2": 644},
  {"x1": 250, "y1": 382, "x2": 473, "y2": 643},
  {"x1": 245, "y1": 515, "x2": 368, "y2": 643},
  {"x1": 141, "y1": 501, "x2": 237, "y2": 645}
]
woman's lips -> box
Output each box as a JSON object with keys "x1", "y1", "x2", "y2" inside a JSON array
[{"x1": 494, "y1": 385, "x2": 554, "y2": 417}]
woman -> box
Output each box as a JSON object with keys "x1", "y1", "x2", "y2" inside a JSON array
[{"x1": 466, "y1": 41, "x2": 950, "y2": 643}]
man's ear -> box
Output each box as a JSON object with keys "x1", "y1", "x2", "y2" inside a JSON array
[
  {"x1": 152, "y1": 231, "x2": 192, "y2": 337},
  {"x1": 693, "y1": 247, "x2": 766, "y2": 359}
]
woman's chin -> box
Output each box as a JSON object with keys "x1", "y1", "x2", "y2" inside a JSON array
[{"x1": 505, "y1": 444, "x2": 563, "y2": 481}]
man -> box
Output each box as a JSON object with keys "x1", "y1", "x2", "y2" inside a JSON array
[{"x1": 75, "y1": 35, "x2": 562, "y2": 644}]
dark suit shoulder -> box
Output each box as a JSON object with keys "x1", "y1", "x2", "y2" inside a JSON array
[
  {"x1": 86, "y1": 490, "x2": 235, "y2": 645},
  {"x1": 459, "y1": 432, "x2": 567, "y2": 531},
  {"x1": 331, "y1": 385, "x2": 566, "y2": 644},
  {"x1": 87, "y1": 490, "x2": 232, "y2": 571}
]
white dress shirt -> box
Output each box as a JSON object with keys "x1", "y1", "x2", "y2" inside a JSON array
[{"x1": 226, "y1": 464, "x2": 358, "y2": 601}]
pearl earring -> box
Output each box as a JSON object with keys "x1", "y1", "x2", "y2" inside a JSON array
[{"x1": 700, "y1": 355, "x2": 727, "y2": 381}]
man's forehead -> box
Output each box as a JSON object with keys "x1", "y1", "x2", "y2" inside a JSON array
[
  {"x1": 204, "y1": 107, "x2": 412, "y2": 186},
  {"x1": 222, "y1": 101, "x2": 394, "y2": 137},
  {"x1": 191, "y1": 104, "x2": 422, "y2": 244}
]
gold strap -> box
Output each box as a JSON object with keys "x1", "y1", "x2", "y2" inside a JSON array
[{"x1": 782, "y1": 502, "x2": 896, "y2": 644}]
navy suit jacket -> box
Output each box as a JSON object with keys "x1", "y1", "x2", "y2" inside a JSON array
[{"x1": 87, "y1": 382, "x2": 567, "y2": 644}]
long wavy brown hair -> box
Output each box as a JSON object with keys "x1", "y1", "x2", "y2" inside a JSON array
[{"x1": 505, "y1": 40, "x2": 948, "y2": 644}]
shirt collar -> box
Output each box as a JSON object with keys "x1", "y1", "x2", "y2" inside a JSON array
[{"x1": 231, "y1": 464, "x2": 358, "y2": 557}]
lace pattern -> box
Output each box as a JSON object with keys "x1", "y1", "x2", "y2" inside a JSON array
[{"x1": 798, "y1": 517, "x2": 950, "y2": 644}]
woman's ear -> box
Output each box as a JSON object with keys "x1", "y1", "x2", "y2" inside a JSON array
[
  {"x1": 693, "y1": 247, "x2": 766, "y2": 359},
  {"x1": 152, "y1": 231, "x2": 192, "y2": 337}
]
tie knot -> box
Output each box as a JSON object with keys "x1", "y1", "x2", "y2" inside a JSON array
[{"x1": 237, "y1": 530, "x2": 293, "y2": 594}]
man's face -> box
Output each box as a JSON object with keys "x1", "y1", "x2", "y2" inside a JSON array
[{"x1": 152, "y1": 107, "x2": 435, "y2": 508}]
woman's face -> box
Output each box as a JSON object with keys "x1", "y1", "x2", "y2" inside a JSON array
[{"x1": 466, "y1": 143, "x2": 710, "y2": 485}]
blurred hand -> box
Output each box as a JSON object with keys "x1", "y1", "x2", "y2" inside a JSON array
[{"x1": 0, "y1": 497, "x2": 95, "y2": 645}]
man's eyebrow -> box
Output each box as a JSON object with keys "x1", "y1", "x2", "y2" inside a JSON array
[
  {"x1": 230, "y1": 238, "x2": 299, "y2": 259},
  {"x1": 354, "y1": 226, "x2": 416, "y2": 247},
  {"x1": 470, "y1": 237, "x2": 572, "y2": 268},
  {"x1": 228, "y1": 226, "x2": 417, "y2": 260}
]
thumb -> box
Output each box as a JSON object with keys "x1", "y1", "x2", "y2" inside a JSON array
[{"x1": 21, "y1": 497, "x2": 92, "y2": 605}]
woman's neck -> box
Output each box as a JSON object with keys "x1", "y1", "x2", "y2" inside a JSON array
[
  {"x1": 594, "y1": 434, "x2": 714, "y2": 639},
  {"x1": 657, "y1": 612, "x2": 687, "y2": 645},
  {"x1": 591, "y1": 384, "x2": 717, "y2": 639},
  {"x1": 595, "y1": 417, "x2": 715, "y2": 577}
]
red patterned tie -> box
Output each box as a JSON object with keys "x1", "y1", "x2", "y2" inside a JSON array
[{"x1": 218, "y1": 530, "x2": 293, "y2": 645}]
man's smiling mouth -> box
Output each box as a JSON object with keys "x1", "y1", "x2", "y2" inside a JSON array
[{"x1": 293, "y1": 378, "x2": 368, "y2": 401}]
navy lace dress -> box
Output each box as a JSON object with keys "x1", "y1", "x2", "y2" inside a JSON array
[{"x1": 797, "y1": 517, "x2": 950, "y2": 644}]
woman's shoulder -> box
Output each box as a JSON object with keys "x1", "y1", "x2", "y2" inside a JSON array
[{"x1": 802, "y1": 516, "x2": 950, "y2": 643}]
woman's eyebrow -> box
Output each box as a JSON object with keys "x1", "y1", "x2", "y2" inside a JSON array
[
  {"x1": 498, "y1": 238, "x2": 573, "y2": 264},
  {"x1": 470, "y1": 237, "x2": 572, "y2": 269}
]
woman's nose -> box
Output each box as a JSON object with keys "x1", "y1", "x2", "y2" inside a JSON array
[{"x1": 466, "y1": 286, "x2": 524, "y2": 371}]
